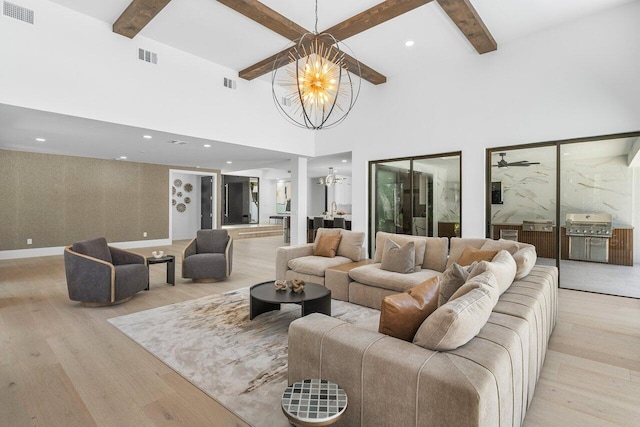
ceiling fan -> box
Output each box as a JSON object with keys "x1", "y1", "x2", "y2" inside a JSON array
[{"x1": 493, "y1": 152, "x2": 540, "y2": 168}]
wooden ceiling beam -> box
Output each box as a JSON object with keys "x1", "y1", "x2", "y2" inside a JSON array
[
  {"x1": 216, "y1": 0, "x2": 307, "y2": 40},
  {"x1": 436, "y1": 0, "x2": 497, "y2": 54},
  {"x1": 324, "y1": 0, "x2": 434, "y2": 41},
  {"x1": 113, "y1": 0, "x2": 173, "y2": 39}
]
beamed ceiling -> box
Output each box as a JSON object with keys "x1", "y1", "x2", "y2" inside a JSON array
[{"x1": 111, "y1": 0, "x2": 496, "y2": 85}]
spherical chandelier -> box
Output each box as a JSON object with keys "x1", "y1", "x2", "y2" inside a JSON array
[{"x1": 271, "y1": 1, "x2": 361, "y2": 130}]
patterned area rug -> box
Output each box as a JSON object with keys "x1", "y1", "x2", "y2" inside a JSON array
[{"x1": 108, "y1": 287, "x2": 380, "y2": 427}]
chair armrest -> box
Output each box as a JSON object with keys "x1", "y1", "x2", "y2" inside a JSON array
[
  {"x1": 110, "y1": 247, "x2": 145, "y2": 265},
  {"x1": 64, "y1": 247, "x2": 115, "y2": 303},
  {"x1": 226, "y1": 237, "x2": 233, "y2": 276},
  {"x1": 276, "y1": 244, "x2": 314, "y2": 280},
  {"x1": 182, "y1": 238, "x2": 197, "y2": 277}
]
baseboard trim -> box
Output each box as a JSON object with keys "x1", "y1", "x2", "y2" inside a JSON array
[{"x1": 0, "y1": 239, "x2": 172, "y2": 260}]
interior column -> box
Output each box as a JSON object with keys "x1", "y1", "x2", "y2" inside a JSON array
[{"x1": 290, "y1": 157, "x2": 308, "y2": 245}]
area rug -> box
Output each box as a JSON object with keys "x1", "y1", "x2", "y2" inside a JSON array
[{"x1": 108, "y1": 287, "x2": 380, "y2": 426}]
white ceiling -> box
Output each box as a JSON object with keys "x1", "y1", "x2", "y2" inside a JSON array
[{"x1": 4, "y1": 0, "x2": 635, "y2": 176}]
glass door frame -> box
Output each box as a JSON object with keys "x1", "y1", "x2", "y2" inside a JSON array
[
  {"x1": 485, "y1": 131, "x2": 640, "y2": 275},
  {"x1": 368, "y1": 151, "x2": 462, "y2": 257}
]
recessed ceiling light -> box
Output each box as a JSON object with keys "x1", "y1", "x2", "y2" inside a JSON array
[
  {"x1": 226, "y1": 161, "x2": 233, "y2": 164},
  {"x1": 113, "y1": 156, "x2": 127, "y2": 160},
  {"x1": 203, "y1": 144, "x2": 211, "y2": 148},
  {"x1": 35, "y1": 138, "x2": 46, "y2": 142},
  {"x1": 405, "y1": 40, "x2": 415, "y2": 47},
  {"x1": 341, "y1": 159, "x2": 347, "y2": 163},
  {"x1": 169, "y1": 140, "x2": 188, "y2": 145},
  {"x1": 195, "y1": 166, "x2": 201, "y2": 169},
  {"x1": 563, "y1": 152, "x2": 570, "y2": 156},
  {"x1": 143, "y1": 135, "x2": 152, "y2": 139}
]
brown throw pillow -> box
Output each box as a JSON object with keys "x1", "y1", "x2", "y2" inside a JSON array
[
  {"x1": 378, "y1": 276, "x2": 440, "y2": 341},
  {"x1": 438, "y1": 261, "x2": 477, "y2": 306},
  {"x1": 457, "y1": 246, "x2": 499, "y2": 266},
  {"x1": 313, "y1": 233, "x2": 342, "y2": 257},
  {"x1": 380, "y1": 238, "x2": 415, "y2": 274}
]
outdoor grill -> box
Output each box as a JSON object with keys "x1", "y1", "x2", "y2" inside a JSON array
[{"x1": 565, "y1": 213, "x2": 612, "y2": 263}]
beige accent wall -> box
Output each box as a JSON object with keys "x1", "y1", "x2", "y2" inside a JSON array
[{"x1": 0, "y1": 150, "x2": 220, "y2": 251}]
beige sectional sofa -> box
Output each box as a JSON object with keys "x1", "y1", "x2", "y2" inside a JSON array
[{"x1": 287, "y1": 236, "x2": 558, "y2": 427}]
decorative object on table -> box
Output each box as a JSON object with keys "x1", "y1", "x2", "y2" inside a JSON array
[
  {"x1": 282, "y1": 379, "x2": 347, "y2": 426},
  {"x1": 172, "y1": 186, "x2": 176, "y2": 195},
  {"x1": 274, "y1": 280, "x2": 288, "y2": 291},
  {"x1": 184, "y1": 183, "x2": 193, "y2": 192},
  {"x1": 151, "y1": 250, "x2": 164, "y2": 259},
  {"x1": 174, "y1": 179, "x2": 182, "y2": 187},
  {"x1": 271, "y1": 0, "x2": 360, "y2": 130},
  {"x1": 290, "y1": 278, "x2": 305, "y2": 294},
  {"x1": 172, "y1": 199, "x2": 176, "y2": 206},
  {"x1": 177, "y1": 191, "x2": 183, "y2": 197},
  {"x1": 176, "y1": 203, "x2": 186, "y2": 213},
  {"x1": 184, "y1": 197, "x2": 191, "y2": 204}
]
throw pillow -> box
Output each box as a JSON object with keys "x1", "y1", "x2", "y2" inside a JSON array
[
  {"x1": 468, "y1": 250, "x2": 517, "y2": 295},
  {"x1": 480, "y1": 238, "x2": 520, "y2": 255},
  {"x1": 456, "y1": 246, "x2": 499, "y2": 266},
  {"x1": 374, "y1": 232, "x2": 425, "y2": 271},
  {"x1": 513, "y1": 246, "x2": 537, "y2": 280},
  {"x1": 313, "y1": 228, "x2": 341, "y2": 251},
  {"x1": 380, "y1": 238, "x2": 415, "y2": 274},
  {"x1": 378, "y1": 277, "x2": 440, "y2": 341},
  {"x1": 438, "y1": 261, "x2": 477, "y2": 306},
  {"x1": 413, "y1": 271, "x2": 499, "y2": 351},
  {"x1": 314, "y1": 233, "x2": 342, "y2": 258},
  {"x1": 336, "y1": 230, "x2": 365, "y2": 262}
]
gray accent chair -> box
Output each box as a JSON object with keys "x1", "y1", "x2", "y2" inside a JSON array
[
  {"x1": 64, "y1": 237, "x2": 148, "y2": 306},
  {"x1": 182, "y1": 229, "x2": 233, "y2": 282}
]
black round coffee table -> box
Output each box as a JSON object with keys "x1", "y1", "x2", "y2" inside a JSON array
[{"x1": 249, "y1": 281, "x2": 331, "y2": 320}]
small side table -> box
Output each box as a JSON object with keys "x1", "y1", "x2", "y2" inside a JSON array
[
  {"x1": 281, "y1": 379, "x2": 347, "y2": 427},
  {"x1": 146, "y1": 255, "x2": 175, "y2": 290}
]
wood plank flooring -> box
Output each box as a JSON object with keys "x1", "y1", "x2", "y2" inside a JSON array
[{"x1": 1, "y1": 236, "x2": 639, "y2": 426}]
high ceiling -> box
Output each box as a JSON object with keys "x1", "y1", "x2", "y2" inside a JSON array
[{"x1": 3, "y1": 0, "x2": 635, "y2": 176}]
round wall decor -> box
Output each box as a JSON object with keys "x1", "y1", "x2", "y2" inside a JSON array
[
  {"x1": 172, "y1": 199, "x2": 176, "y2": 206},
  {"x1": 176, "y1": 203, "x2": 186, "y2": 213},
  {"x1": 174, "y1": 179, "x2": 183, "y2": 187},
  {"x1": 172, "y1": 186, "x2": 176, "y2": 195},
  {"x1": 184, "y1": 197, "x2": 191, "y2": 204},
  {"x1": 184, "y1": 183, "x2": 193, "y2": 193},
  {"x1": 177, "y1": 191, "x2": 183, "y2": 197}
]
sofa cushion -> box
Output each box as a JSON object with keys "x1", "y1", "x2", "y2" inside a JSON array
[
  {"x1": 469, "y1": 250, "x2": 517, "y2": 295},
  {"x1": 481, "y1": 238, "x2": 520, "y2": 255},
  {"x1": 183, "y1": 253, "x2": 228, "y2": 279},
  {"x1": 378, "y1": 276, "x2": 440, "y2": 341},
  {"x1": 513, "y1": 246, "x2": 537, "y2": 280},
  {"x1": 337, "y1": 230, "x2": 365, "y2": 262},
  {"x1": 196, "y1": 229, "x2": 229, "y2": 253},
  {"x1": 314, "y1": 233, "x2": 342, "y2": 257},
  {"x1": 374, "y1": 232, "x2": 424, "y2": 272},
  {"x1": 73, "y1": 237, "x2": 112, "y2": 264},
  {"x1": 313, "y1": 228, "x2": 341, "y2": 251},
  {"x1": 288, "y1": 255, "x2": 352, "y2": 277},
  {"x1": 457, "y1": 246, "x2": 499, "y2": 266},
  {"x1": 381, "y1": 238, "x2": 415, "y2": 274},
  {"x1": 413, "y1": 271, "x2": 499, "y2": 351},
  {"x1": 438, "y1": 262, "x2": 477, "y2": 306},
  {"x1": 349, "y1": 263, "x2": 441, "y2": 293}
]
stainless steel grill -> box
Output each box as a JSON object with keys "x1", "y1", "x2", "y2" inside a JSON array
[{"x1": 565, "y1": 213, "x2": 612, "y2": 263}]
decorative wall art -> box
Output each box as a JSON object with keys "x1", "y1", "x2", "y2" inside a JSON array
[
  {"x1": 172, "y1": 199, "x2": 176, "y2": 206},
  {"x1": 184, "y1": 183, "x2": 193, "y2": 193},
  {"x1": 174, "y1": 179, "x2": 183, "y2": 187},
  {"x1": 172, "y1": 186, "x2": 176, "y2": 195},
  {"x1": 176, "y1": 203, "x2": 186, "y2": 213},
  {"x1": 177, "y1": 192, "x2": 183, "y2": 197},
  {"x1": 184, "y1": 197, "x2": 191, "y2": 204}
]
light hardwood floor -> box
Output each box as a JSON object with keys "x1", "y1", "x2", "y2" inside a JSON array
[{"x1": 1, "y1": 236, "x2": 639, "y2": 426}]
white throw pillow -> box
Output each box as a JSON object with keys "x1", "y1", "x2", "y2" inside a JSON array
[{"x1": 468, "y1": 250, "x2": 517, "y2": 296}]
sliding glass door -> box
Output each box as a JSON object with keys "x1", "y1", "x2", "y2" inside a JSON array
[{"x1": 369, "y1": 153, "x2": 461, "y2": 255}]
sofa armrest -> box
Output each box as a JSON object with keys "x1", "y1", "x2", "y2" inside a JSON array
[
  {"x1": 275, "y1": 244, "x2": 314, "y2": 280},
  {"x1": 182, "y1": 238, "x2": 197, "y2": 277},
  {"x1": 110, "y1": 247, "x2": 145, "y2": 265},
  {"x1": 64, "y1": 247, "x2": 115, "y2": 303},
  {"x1": 288, "y1": 313, "x2": 497, "y2": 427},
  {"x1": 226, "y1": 237, "x2": 233, "y2": 276}
]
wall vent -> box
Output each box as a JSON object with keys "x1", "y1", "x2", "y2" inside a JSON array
[
  {"x1": 138, "y1": 48, "x2": 158, "y2": 64},
  {"x1": 223, "y1": 77, "x2": 237, "y2": 90},
  {"x1": 281, "y1": 97, "x2": 292, "y2": 107},
  {"x1": 3, "y1": 1, "x2": 34, "y2": 24}
]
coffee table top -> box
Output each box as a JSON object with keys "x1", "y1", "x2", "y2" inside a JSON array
[
  {"x1": 281, "y1": 379, "x2": 347, "y2": 426},
  {"x1": 250, "y1": 281, "x2": 329, "y2": 304}
]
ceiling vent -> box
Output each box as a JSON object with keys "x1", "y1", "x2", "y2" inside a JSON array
[
  {"x1": 169, "y1": 140, "x2": 188, "y2": 145},
  {"x1": 281, "y1": 97, "x2": 292, "y2": 107},
  {"x1": 138, "y1": 48, "x2": 158, "y2": 64},
  {"x1": 3, "y1": 1, "x2": 34, "y2": 24},
  {"x1": 223, "y1": 77, "x2": 237, "y2": 90}
]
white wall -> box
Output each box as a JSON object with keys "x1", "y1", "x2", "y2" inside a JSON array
[
  {"x1": 308, "y1": 178, "x2": 326, "y2": 216},
  {"x1": 0, "y1": 0, "x2": 314, "y2": 156},
  {"x1": 316, "y1": 2, "x2": 640, "y2": 247},
  {"x1": 171, "y1": 172, "x2": 201, "y2": 240}
]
